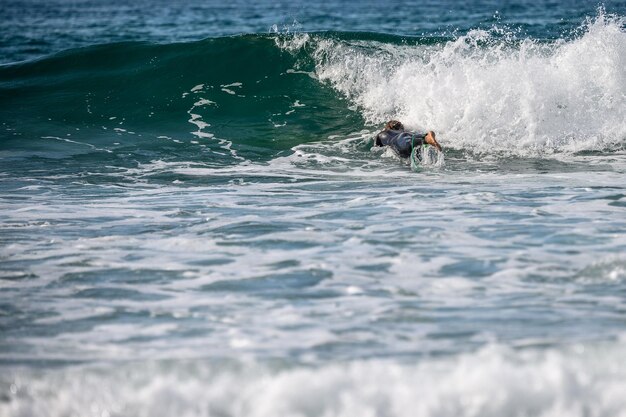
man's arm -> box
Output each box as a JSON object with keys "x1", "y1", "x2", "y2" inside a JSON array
[{"x1": 375, "y1": 131, "x2": 390, "y2": 147}]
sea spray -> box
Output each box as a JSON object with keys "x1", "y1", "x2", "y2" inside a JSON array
[{"x1": 310, "y1": 13, "x2": 626, "y2": 155}]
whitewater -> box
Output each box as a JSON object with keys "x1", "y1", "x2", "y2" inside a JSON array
[{"x1": 1, "y1": 2, "x2": 626, "y2": 416}]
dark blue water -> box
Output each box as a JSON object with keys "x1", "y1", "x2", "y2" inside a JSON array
[
  {"x1": 1, "y1": 0, "x2": 624, "y2": 64},
  {"x1": 1, "y1": 1, "x2": 626, "y2": 416}
]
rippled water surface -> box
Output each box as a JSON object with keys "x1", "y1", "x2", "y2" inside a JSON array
[{"x1": 1, "y1": 0, "x2": 626, "y2": 416}]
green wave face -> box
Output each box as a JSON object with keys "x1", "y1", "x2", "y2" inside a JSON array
[{"x1": 0, "y1": 34, "x2": 366, "y2": 164}]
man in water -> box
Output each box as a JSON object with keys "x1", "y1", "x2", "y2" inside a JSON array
[{"x1": 375, "y1": 120, "x2": 442, "y2": 158}]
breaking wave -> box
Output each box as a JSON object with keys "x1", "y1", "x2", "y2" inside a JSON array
[{"x1": 0, "y1": 12, "x2": 624, "y2": 165}]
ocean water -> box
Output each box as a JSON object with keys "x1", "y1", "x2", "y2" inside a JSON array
[{"x1": 1, "y1": 0, "x2": 626, "y2": 416}]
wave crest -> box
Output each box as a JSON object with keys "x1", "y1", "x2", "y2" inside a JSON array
[{"x1": 311, "y1": 12, "x2": 626, "y2": 155}]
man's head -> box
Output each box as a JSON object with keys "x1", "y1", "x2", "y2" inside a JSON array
[{"x1": 385, "y1": 120, "x2": 404, "y2": 131}]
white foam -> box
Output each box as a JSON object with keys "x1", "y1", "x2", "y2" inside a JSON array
[
  {"x1": 186, "y1": 102, "x2": 243, "y2": 159},
  {"x1": 310, "y1": 13, "x2": 626, "y2": 156},
  {"x1": 193, "y1": 98, "x2": 216, "y2": 107},
  {"x1": 41, "y1": 135, "x2": 113, "y2": 154},
  {"x1": 3, "y1": 342, "x2": 626, "y2": 417},
  {"x1": 220, "y1": 82, "x2": 243, "y2": 95}
]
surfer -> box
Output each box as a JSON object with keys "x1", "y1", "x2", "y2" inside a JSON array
[{"x1": 374, "y1": 120, "x2": 442, "y2": 158}]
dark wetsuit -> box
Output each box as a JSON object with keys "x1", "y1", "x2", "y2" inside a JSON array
[{"x1": 375, "y1": 129, "x2": 426, "y2": 158}]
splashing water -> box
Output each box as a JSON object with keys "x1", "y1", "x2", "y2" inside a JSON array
[
  {"x1": 2, "y1": 6, "x2": 626, "y2": 417},
  {"x1": 311, "y1": 13, "x2": 626, "y2": 156}
]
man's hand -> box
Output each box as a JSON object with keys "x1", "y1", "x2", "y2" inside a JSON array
[{"x1": 424, "y1": 131, "x2": 442, "y2": 152}]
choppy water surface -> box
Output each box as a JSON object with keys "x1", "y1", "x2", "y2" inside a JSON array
[{"x1": 1, "y1": 1, "x2": 626, "y2": 416}]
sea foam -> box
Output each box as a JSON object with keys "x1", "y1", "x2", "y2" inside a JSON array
[
  {"x1": 3, "y1": 342, "x2": 626, "y2": 417},
  {"x1": 311, "y1": 13, "x2": 626, "y2": 155}
]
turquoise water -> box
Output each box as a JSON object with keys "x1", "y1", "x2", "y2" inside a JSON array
[{"x1": 1, "y1": 1, "x2": 626, "y2": 416}]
